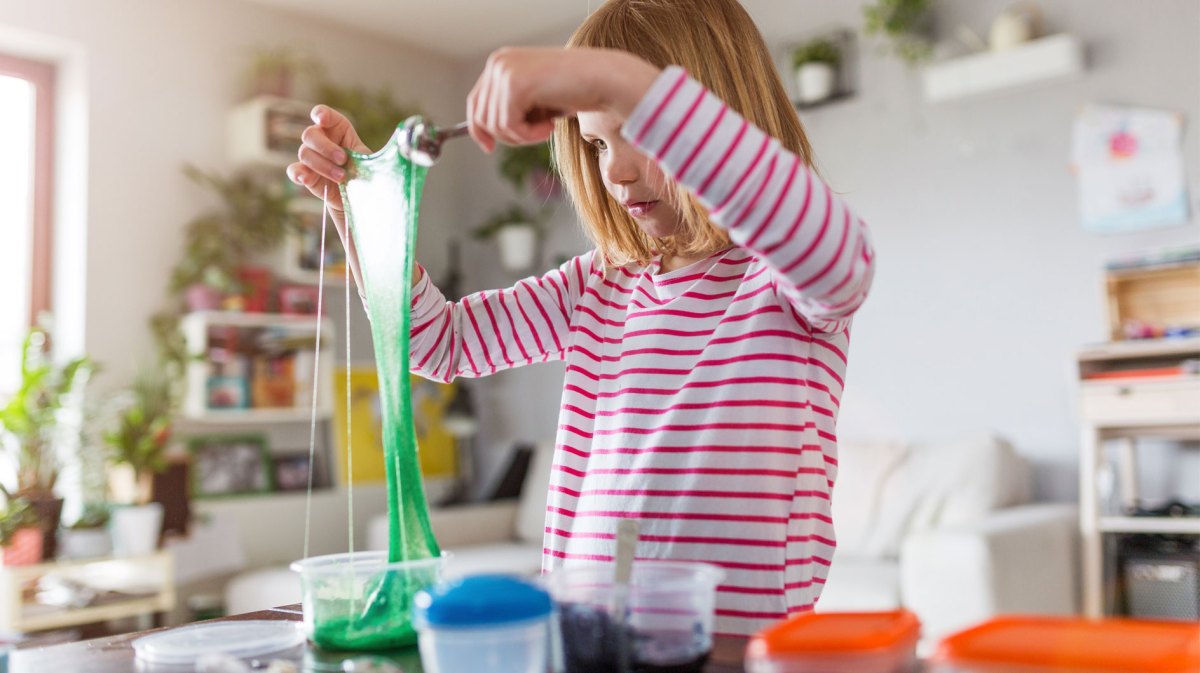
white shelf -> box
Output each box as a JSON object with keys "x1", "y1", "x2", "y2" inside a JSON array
[
  {"x1": 923, "y1": 34, "x2": 1084, "y2": 103},
  {"x1": 179, "y1": 407, "x2": 331, "y2": 424},
  {"x1": 1099, "y1": 516, "x2": 1200, "y2": 535},
  {"x1": 228, "y1": 95, "x2": 314, "y2": 169},
  {"x1": 180, "y1": 310, "x2": 329, "y2": 331}
]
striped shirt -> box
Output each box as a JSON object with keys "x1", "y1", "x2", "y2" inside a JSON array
[{"x1": 408, "y1": 66, "x2": 874, "y2": 636}]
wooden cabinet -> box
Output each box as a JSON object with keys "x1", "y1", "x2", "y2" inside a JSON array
[{"x1": 1076, "y1": 337, "x2": 1200, "y2": 617}]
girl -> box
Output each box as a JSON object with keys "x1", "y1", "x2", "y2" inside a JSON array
[{"x1": 289, "y1": 0, "x2": 874, "y2": 637}]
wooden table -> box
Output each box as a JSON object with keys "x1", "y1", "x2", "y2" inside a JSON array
[{"x1": 9, "y1": 604, "x2": 748, "y2": 672}]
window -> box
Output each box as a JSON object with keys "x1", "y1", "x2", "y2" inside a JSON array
[{"x1": 0, "y1": 54, "x2": 54, "y2": 393}]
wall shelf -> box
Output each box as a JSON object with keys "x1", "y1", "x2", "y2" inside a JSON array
[{"x1": 923, "y1": 34, "x2": 1084, "y2": 103}]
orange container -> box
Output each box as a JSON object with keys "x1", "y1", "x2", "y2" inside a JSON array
[
  {"x1": 746, "y1": 610, "x2": 921, "y2": 673},
  {"x1": 929, "y1": 615, "x2": 1200, "y2": 673}
]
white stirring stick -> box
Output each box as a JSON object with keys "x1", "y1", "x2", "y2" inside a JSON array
[{"x1": 611, "y1": 519, "x2": 639, "y2": 621}]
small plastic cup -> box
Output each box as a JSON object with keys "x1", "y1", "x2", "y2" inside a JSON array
[
  {"x1": 414, "y1": 575, "x2": 554, "y2": 673},
  {"x1": 290, "y1": 551, "x2": 446, "y2": 651},
  {"x1": 546, "y1": 560, "x2": 725, "y2": 673}
]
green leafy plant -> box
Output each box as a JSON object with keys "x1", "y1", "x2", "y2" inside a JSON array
[
  {"x1": 169, "y1": 166, "x2": 301, "y2": 296},
  {"x1": 0, "y1": 498, "x2": 38, "y2": 548},
  {"x1": 863, "y1": 0, "x2": 935, "y2": 65},
  {"x1": 473, "y1": 204, "x2": 545, "y2": 240},
  {"x1": 793, "y1": 38, "x2": 841, "y2": 69},
  {"x1": 314, "y1": 82, "x2": 421, "y2": 151},
  {"x1": 104, "y1": 365, "x2": 175, "y2": 489},
  {"x1": 66, "y1": 503, "x2": 110, "y2": 530},
  {"x1": 0, "y1": 327, "x2": 95, "y2": 498},
  {"x1": 498, "y1": 143, "x2": 559, "y2": 196}
]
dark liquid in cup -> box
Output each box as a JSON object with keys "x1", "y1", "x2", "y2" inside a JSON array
[{"x1": 558, "y1": 603, "x2": 711, "y2": 673}]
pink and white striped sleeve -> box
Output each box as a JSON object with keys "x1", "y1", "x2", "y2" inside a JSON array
[
  {"x1": 407, "y1": 251, "x2": 593, "y2": 382},
  {"x1": 623, "y1": 66, "x2": 875, "y2": 333}
]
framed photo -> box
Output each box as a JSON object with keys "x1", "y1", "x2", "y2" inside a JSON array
[
  {"x1": 273, "y1": 452, "x2": 313, "y2": 492},
  {"x1": 188, "y1": 434, "x2": 273, "y2": 498}
]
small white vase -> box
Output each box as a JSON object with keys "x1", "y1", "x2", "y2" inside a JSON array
[
  {"x1": 58, "y1": 528, "x2": 113, "y2": 560},
  {"x1": 110, "y1": 503, "x2": 163, "y2": 557},
  {"x1": 795, "y1": 62, "x2": 836, "y2": 104},
  {"x1": 497, "y1": 224, "x2": 538, "y2": 271}
]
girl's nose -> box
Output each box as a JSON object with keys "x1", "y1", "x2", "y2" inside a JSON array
[{"x1": 603, "y1": 147, "x2": 639, "y2": 186}]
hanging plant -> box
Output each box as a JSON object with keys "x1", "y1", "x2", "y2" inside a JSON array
[
  {"x1": 863, "y1": 0, "x2": 935, "y2": 65},
  {"x1": 498, "y1": 143, "x2": 560, "y2": 200}
]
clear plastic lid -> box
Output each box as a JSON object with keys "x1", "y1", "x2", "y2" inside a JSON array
[{"x1": 132, "y1": 620, "x2": 305, "y2": 665}]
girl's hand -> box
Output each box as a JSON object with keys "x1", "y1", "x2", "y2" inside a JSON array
[
  {"x1": 466, "y1": 47, "x2": 661, "y2": 152},
  {"x1": 287, "y1": 105, "x2": 371, "y2": 228},
  {"x1": 287, "y1": 105, "x2": 373, "y2": 290}
]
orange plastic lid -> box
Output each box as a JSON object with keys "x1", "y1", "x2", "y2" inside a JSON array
[
  {"x1": 748, "y1": 610, "x2": 921, "y2": 656},
  {"x1": 933, "y1": 615, "x2": 1200, "y2": 673}
]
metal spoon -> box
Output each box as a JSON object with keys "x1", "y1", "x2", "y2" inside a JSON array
[{"x1": 397, "y1": 116, "x2": 469, "y2": 167}]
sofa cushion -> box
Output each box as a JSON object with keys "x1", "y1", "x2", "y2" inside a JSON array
[
  {"x1": 514, "y1": 442, "x2": 556, "y2": 544},
  {"x1": 442, "y1": 542, "x2": 542, "y2": 579},
  {"x1": 831, "y1": 440, "x2": 909, "y2": 557},
  {"x1": 876, "y1": 434, "x2": 1031, "y2": 556},
  {"x1": 816, "y1": 555, "x2": 902, "y2": 612}
]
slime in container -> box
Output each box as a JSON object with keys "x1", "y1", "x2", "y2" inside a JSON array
[{"x1": 293, "y1": 123, "x2": 442, "y2": 652}]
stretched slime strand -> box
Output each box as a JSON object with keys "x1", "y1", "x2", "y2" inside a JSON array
[{"x1": 335, "y1": 126, "x2": 440, "y2": 646}]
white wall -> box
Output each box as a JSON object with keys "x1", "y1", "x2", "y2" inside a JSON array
[
  {"x1": 0, "y1": 0, "x2": 463, "y2": 389},
  {"x1": 452, "y1": 0, "x2": 1200, "y2": 502}
]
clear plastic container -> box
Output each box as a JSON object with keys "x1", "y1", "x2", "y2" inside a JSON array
[
  {"x1": 414, "y1": 575, "x2": 554, "y2": 673},
  {"x1": 546, "y1": 560, "x2": 724, "y2": 673},
  {"x1": 927, "y1": 615, "x2": 1200, "y2": 673},
  {"x1": 132, "y1": 620, "x2": 305, "y2": 666},
  {"x1": 290, "y1": 551, "x2": 445, "y2": 651},
  {"x1": 746, "y1": 610, "x2": 921, "y2": 673}
]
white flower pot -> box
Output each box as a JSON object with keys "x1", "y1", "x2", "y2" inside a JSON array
[
  {"x1": 497, "y1": 224, "x2": 538, "y2": 271},
  {"x1": 795, "y1": 62, "x2": 836, "y2": 104},
  {"x1": 110, "y1": 503, "x2": 163, "y2": 557},
  {"x1": 58, "y1": 528, "x2": 113, "y2": 560}
]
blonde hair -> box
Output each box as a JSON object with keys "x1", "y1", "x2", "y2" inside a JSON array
[{"x1": 552, "y1": 0, "x2": 816, "y2": 267}]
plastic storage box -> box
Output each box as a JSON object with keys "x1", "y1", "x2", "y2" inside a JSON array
[
  {"x1": 746, "y1": 609, "x2": 921, "y2": 673},
  {"x1": 928, "y1": 615, "x2": 1200, "y2": 673}
]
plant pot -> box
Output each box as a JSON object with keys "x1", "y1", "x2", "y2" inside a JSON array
[
  {"x1": 497, "y1": 224, "x2": 539, "y2": 271},
  {"x1": 2, "y1": 527, "x2": 44, "y2": 566},
  {"x1": 110, "y1": 503, "x2": 163, "y2": 557},
  {"x1": 24, "y1": 494, "x2": 63, "y2": 560},
  {"x1": 109, "y1": 464, "x2": 155, "y2": 507},
  {"x1": 185, "y1": 283, "x2": 224, "y2": 312},
  {"x1": 58, "y1": 527, "x2": 112, "y2": 560},
  {"x1": 795, "y1": 62, "x2": 837, "y2": 104}
]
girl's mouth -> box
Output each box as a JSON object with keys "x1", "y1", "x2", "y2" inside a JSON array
[{"x1": 625, "y1": 200, "x2": 659, "y2": 218}]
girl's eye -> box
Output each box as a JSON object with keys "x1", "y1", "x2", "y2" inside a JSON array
[{"x1": 590, "y1": 138, "x2": 608, "y2": 152}]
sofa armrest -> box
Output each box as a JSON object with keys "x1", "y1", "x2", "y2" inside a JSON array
[
  {"x1": 899, "y1": 503, "x2": 1078, "y2": 645},
  {"x1": 367, "y1": 501, "x2": 521, "y2": 552}
]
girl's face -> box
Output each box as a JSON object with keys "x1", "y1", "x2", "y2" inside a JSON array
[{"x1": 577, "y1": 110, "x2": 682, "y2": 239}]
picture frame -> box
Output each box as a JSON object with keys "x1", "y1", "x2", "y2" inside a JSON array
[
  {"x1": 273, "y1": 452, "x2": 313, "y2": 492},
  {"x1": 187, "y1": 434, "x2": 274, "y2": 498}
]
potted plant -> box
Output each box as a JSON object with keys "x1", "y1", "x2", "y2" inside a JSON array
[
  {"x1": 792, "y1": 38, "x2": 841, "y2": 104},
  {"x1": 0, "y1": 326, "x2": 95, "y2": 560},
  {"x1": 58, "y1": 503, "x2": 112, "y2": 560},
  {"x1": 244, "y1": 45, "x2": 322, "y2": 99},
  {"x1": 474, "y1": 205, "x2": 545, "y2": 271},
  {"x1": 0, "y1": 498, "x2": 42, "y2": 566},
  {"x1": 499, "y1": 143, "x2": 561, "y2": 200},
  {"x1": 104, "y1": 366, "x2": 174, "y2": 557},
  {"x1": 863, "y1": 0, "x2": 935, "y2": 65}
]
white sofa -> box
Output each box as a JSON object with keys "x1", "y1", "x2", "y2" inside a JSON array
[
  {"x1": 369, "y1": 435, "x2": 1078, "y2": 649},
  {"x1": 820, "y1": 435, "x2": 1078, "y2": 647}
]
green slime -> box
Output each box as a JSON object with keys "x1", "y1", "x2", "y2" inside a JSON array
[{"x1": 320, "y1": 126, "x2": 441, "y2": 650}]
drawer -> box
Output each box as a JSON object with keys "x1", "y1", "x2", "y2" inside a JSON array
[{"x1": 1080, "y1": 378, "x2": 1200, "y2": 424}]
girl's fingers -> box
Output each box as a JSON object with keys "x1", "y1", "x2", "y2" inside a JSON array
[
  {"x1": 299, "y1": 146, "x2": 346, "y2": 183},
  {"x1": 301, "y1": 125, "x2": 348, "y2": 166},
  {"x1": 469, "y1": 63, "x2": 496, "y2": 153}
]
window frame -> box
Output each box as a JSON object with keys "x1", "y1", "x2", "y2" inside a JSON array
[{"x1": 0, "y1": 52, "x2": 56, "y2": 327}]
